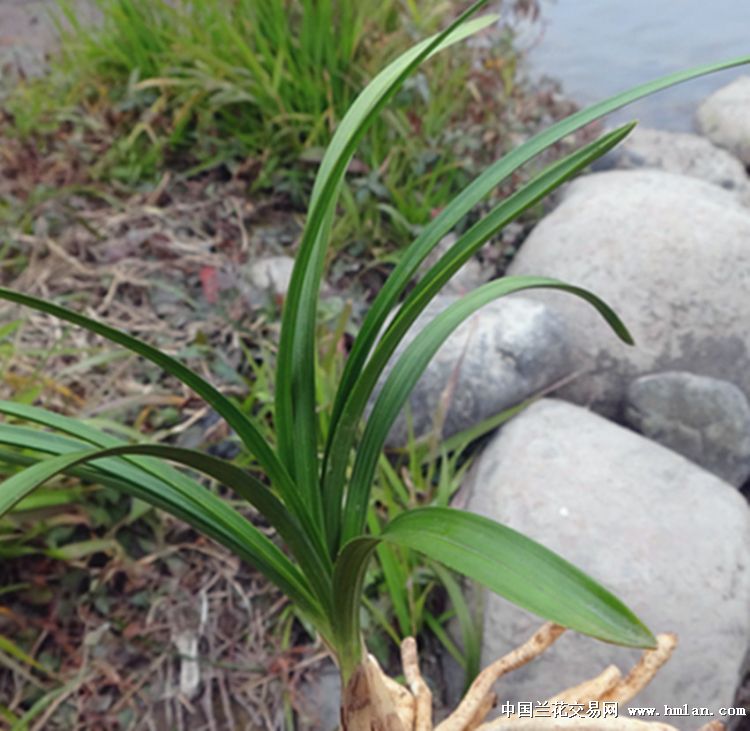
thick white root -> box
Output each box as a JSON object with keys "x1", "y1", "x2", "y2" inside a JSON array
[{"x1": 340, "y1": 624, "x2": 722, "y2": 731}]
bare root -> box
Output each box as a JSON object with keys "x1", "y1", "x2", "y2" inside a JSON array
[
  {"x1": 435, "y1": 623, "x2": 566, "y2": 731},
  {"x1": 339, "y1": 625, "x2": 723, "y2": 731},
  {"x1": 402, "y1": 637, "x2": 433, "y2": 731},
  {"x1": 599, "y1": 634, "x2": 677, "y2": 705}
]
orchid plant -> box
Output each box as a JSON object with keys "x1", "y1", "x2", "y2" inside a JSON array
[{"x1": 0, "y1": 1, "x2": 747, "y2": 727}]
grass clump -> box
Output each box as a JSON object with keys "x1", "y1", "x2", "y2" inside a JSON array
[{"x1": 7, "y1": 0, "x2": 531, "y2": 251}]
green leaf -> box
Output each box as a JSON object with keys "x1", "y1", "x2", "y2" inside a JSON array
[
  {"x1": 0, "y1": 423, "x2": 89, "y2": 458},
  {"x1": 0, "y1": 400, "x2": 222, "y2": 495},
  {"x1": 342, "y1": 276, "x2": 631, "y2": 541},
  {"x1": 275, "y1": 0, "x2": 495, "y2": 534},
  {"x1": 0, "y1": 421, "x2": 333, "y2": 618},
  {"x1": 366, "y1": 507, "x2": 412, "y2": 638},
  {"x1": 331, "y1": 534, "x2": 377, "y2": 681},
  {"x1": 0, "y1": 408, "x2": 328, "y2": 591},
  {"x1": 322, "y1": 124, "x2": 636, "y2": 535},
  {"x1": 46, "y1": 538, "x2": 121, "y2": 561},
  {"x1": 0, "y1": 633, "x2": 55, "y2": 678},
  {"x1": 429, "y1": 561, "x2": 482, "y2": 689},
  {"x1": 0, "y1": 295, "x2": 283, "y2": 482},
  {"x1": 383, "y1": 508, "x2": 655, "y2": 646},
  {"x1": 0, "y1": 443, "x2": 327, "y2": 631},
  {"x1": 10, "y1": 673, "x2": 89, "y2": 731},
  {"x1": 334, "y1": 507, "x2": 654, "y2": 669},
  {"x1": 104, "y1": 442, "x2": 333, "y2": 610},
  {"x1": 330, "y1": 55, "x2": 750, "y2": 441},
  {"x1": 12, "y1": 488, "x2": 83, "y2": 513},
  {"x1": 0, "y1": 446, "x2": 145, "y2": 507},
  {"x1": 429, "y1": 399, "x2": 530, "y2": 460},
  {"x1": 0, "y1": 291, "x2": 326, "y2": 559},
  {"x1": 0, "y1": 426, "x2": 212, "y2": 504}
]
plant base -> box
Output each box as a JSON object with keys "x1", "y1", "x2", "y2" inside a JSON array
[{"x1": 339, "y1": 623, "x2": 723, "y2": 731}]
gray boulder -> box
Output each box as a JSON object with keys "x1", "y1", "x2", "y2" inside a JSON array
[
  {"x1": 696, "y1": 76, "x2": 750, "y2": 167},
  {"x1": 461, "y1": 399, "x2": 750, "y2": 729},
  {"x1": 625, "y1": 371, "x2": 750, "y2": 487},
  {"x1": 243, "y1": 255, "x2": 296, "y2": 306},
  {"x1": 382, "y1": 295, "x2": 574, "y2": 446},
  {"x1": 417, "y1": 233, "x2": 489, "y2": 295},
  {"x1": 595, "y1": 126, "x2": 750, "y2": 201},
  {"x1": 242, "y1": 254, "x2": 336, "y2": 309},
  {"x1": 506, "y1": 170, "x2": 750, "y2": 417}
]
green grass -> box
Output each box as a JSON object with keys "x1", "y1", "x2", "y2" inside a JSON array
[{"x1": 7, "y1": 0, "x2": 523, "y2": 252}]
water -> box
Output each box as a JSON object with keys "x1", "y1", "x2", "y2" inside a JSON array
[{"x1": 523, "y1": 0, "x2": 750, "y2": 131}]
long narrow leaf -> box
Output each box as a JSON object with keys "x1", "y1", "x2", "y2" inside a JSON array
[
  {"x1": 99, "y1": 443, "x2": 334, "y2": 610},
  {"x1": 0, "y1": 407, "x2": 301, "y2": 554},
  {"x1": 327, "y1": 54, "x2": 750, "y2": 474},
  {"x1": 0, "y1": 444, "x2": 327, "y2": 630},
  {"x1": 0, "y1": 633, "x2": 56, "y2": 678},
  {"x1": 322, "y1": 124, "x2": 635, "y2": 538},
  {"x1": 429, "y1": 561, "x2": 482, "y2": 689},
  {"x1": 10, "y1": 673, "x2": 90, "y2": 731},
  {"x1": 0, "y1": 422, "x2": 333, "y2": 615},
  {"x1": 384, "y1": 508, "x2": 654, "y2": 646},
  {"x1": 366, "y1": 507, "x2": 412, "y2": 638},
  {"x1": 275, "y1": 1, "x2": 495, "y2": 530},
  {"x1": 0, "y1": 401, "x2": 236, "y2": 505},
  {"x1": 0, "y1": 289, "x2": 329, "y2": 559},
  {"x1": 330, "y1": 535, "x2": 375, "y2": 679},
  {"x1": 333, "y1": 508, "x2": 655, "y2": 665},
  {"x1": 0, "y1": 446, "x2": 166, "y2": 510},
  {"x1": 342, "y1": 277, "x2": 631, "y2": 540}
]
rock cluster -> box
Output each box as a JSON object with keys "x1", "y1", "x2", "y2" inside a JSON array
[
  {"x1": 460, "y1": 399, "x2": 750, "y2": 729},
  {"x1": 697, "y1": 75, "x2": 750, "y2": 166},
  {"x1": 307, "y1": 78, "x2": 750, "y2": 727},
  {"x1": 378, "y1": 77, "x2": 750, "y2": 727}
]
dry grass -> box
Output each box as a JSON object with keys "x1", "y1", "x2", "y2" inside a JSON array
[
  {"x1": 0, "y1": 166, "x2": 301, "y2": 410},
  {"x1": 0, "y1": 173, "x2": 340, "y2": 729},
  {"x1": 0, "y1": 525, "x2": 336, "y2": 730}
]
